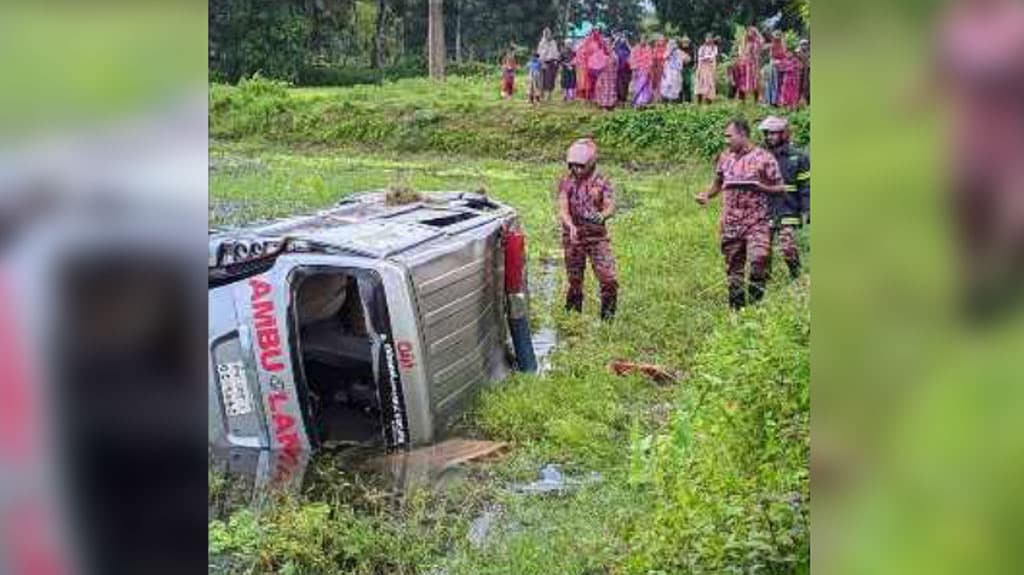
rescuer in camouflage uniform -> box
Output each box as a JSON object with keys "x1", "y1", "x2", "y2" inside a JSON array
[
  {"x1": 760, "y1": 115, "x2": 810, "y2": 280},
  {"x1": 558, "y1": 138, "x2": 619, "y2": 320},
  {"x1": 696, "y1": 119, "x2": 785, "y2": 309}
]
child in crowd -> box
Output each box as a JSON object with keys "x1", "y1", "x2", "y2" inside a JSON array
[
  {"x1": 527, "y1": 53, "x2": 543, "y2": 104},
  {"x1": 501, "y1": 50, "x2": 517, "y2": 98},
  {"x1": 560, "y1": 43, "x2": 577, "y2": 101}
]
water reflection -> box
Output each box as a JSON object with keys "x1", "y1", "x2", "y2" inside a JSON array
[{"x1": 531, "y1": 253, "x2": 561, "y2": 374}]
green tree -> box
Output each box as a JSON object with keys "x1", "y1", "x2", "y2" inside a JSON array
[
  {"x1": 208, "y1": 0, "x2": 648, "y2": 83},
  {"x1": 787, "y1": 0, "x2": 809, "y2": 31},
  {"x1": 209, "y1": 0, "x2": 372, "y2": 82},
  {"x1": 428, "y1": 0, "x2": 445, "y2": 78},
  {"x1": 209, "y1": 0, "x2": 313, "y2": 83},
  {"x1": 567, "y1": 0, "x2": 645, "y2": 37},
  {"x1": 651, "y1": 0, "x2": 797, "y2": 52},
  {"x1": 373, "y1": 0, "x2": 387, "y2": 68},
  {"x1": 394, "y1": 0, "x2": 646, "y2": 63}
]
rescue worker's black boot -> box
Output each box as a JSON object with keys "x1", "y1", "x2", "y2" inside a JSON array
[
  {"x1": 600, "y1": 293, "x2": 617, "y2": 321},
  {"x1": 565, "y1": 292, "x2": 583, "y2": 313},
  {"x1": 748, "y1": 277, "x2": 766, "y2": 305},
  {"x1": 728, "y1": 285, "x2": 746, "y2": 310}
]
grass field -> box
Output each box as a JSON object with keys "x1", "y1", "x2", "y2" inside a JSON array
[
  {"x1": 210, "y1": 74, "x2": 808, "y2": 165},
  {"x1": 209, "y1": 76, "x2": 810, "y2": 574}
]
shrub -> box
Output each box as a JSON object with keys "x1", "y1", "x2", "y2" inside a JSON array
[
  {"x1": 210, "y1": 74, "x2": 294, "y2": 139},
  {"x1": 623, "y1": 285, "x2": 810, "y2": 573},
  {"x1": 297, "y1": 65, "x2": 383, "y2": 87},
  {"x1": 447, "y1": 61, "x2": 496, "y2": 77},
  {"x1": 294, "y1": 59, "x2": 493, "y2": 88}
]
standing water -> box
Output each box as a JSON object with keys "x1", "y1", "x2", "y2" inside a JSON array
[{"x1": 530, "y1": 253, "x2": 561, "y2": 374}]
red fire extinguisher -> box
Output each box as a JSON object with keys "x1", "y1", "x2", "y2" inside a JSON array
[{"x1": 504, "y1": 225, "x2": 537, "y2": 373}]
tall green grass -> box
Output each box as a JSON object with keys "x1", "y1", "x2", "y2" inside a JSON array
[{"x1": 210, "y1": 75, "x2": 809, "y2": 164}]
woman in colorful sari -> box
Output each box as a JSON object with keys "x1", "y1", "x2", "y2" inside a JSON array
[
  {"x1": 537, "y1": 27, "x2": 561, "y2": 102},
  {"x1": 660, "y1": 39, "x2": 684, "y2": 102},
  {"x1": 695, "y1": 34, "x2": 718, "y2": 104},
  {"x1": 650, "y1": 36, "x2": 668, "y2": 102},
  {"x1": 614, "y1": 35, "x2": 632, "y2": 103},
  {"x1": 575, "y1": 31, "x2": 599, "y2": 101},
  {"x1": 628, "y1": 41, "x2": 653, "y2": 108},
  {"x1": 779, "y1": 50, "x2": 803, "y2": 109},
  {"x1": 770, "y1": 31, "x2": 788, "y2": 63},
  {"x1": 592, "y1": 39, "x2": 619, "y2": 110},
  {"x1": 731, "y1": 34, "x2": 747, "y2": 100},
  {"x1": 586, "y1": 32, "x2": 610, "y2": 103},
  {"x1": 739, "y1": 26, "x2": 764, "y2": 102}
]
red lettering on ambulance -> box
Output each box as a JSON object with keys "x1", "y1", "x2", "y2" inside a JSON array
[
  {"x1": 272, "y1": 438, "x2": 302, "y2": 484},
  {"x1": 277, "y1": 431, "x2": 300, "y2": 451},
  {"x1": 249, "y1": 278, "x2": 272, "y2": 301},
  {"x1": 256, "y1": 326, "x2": 279, "y2": 349},
  {"x1": 260, "y1": 349, "x2": 284, "y2": 372},
  {"x1": 249, "y1": 278, "x2": 284, "y2": 372},
  {"x1": 397, "y1": 341, "x2": 415, "y2": 370},
  {"x1": 268, "y1": 392, "x2": 299, "y2": 442},
  {"x1": 251, "y1": 300, "x2": 275, "y2": 328},
  {"x1": 254, "y1": 281, "x2": 305, "y2": 462},
  {"x1": 267, "y1": 391, "x2": 288, "y2": 412},
  {"x1": 273, "y1": 413, "x2": 295, "y2": 434}
]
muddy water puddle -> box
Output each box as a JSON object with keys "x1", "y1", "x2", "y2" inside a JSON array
[{"x1": 531, "y1": 253, "x2": 562, "y2": 374}]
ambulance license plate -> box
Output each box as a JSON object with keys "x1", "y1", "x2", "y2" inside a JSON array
[{"x1": 217, "y1": 362, "x2": 254, "y2": 417}]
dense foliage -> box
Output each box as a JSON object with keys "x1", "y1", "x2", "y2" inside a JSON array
[
  {"x1": 209, "y1": 0, "x2": 651, "y2": 85},
  {"x1": 210, "y1": 75, "x2": 809, "y2": 163},
  {"x1": 653, "y1": 0, "x2": 807, "y2": 53},
  {"x1": 210, "y1": 0, "x2": 803, "y2": 86},
  {"x1": 209, "y1": 0, "x2": 314, "y2": 83}
]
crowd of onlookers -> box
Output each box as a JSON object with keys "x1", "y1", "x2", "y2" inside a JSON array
[{"x1": 501, "y1": 26, "x2": 810, "y2": 110}]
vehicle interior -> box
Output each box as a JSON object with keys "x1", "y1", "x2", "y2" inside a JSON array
[{"x1": 293, "y1": 271, "x2": 384, "y2": 448}]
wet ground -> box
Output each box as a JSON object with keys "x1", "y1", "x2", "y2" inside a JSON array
[{"x1": 530, "y1": 252, "x2": 562, "y2": 374}]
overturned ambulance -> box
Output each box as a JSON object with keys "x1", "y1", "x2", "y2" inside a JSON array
[{"x1": 208, "y1": 191, "x2": 536, "y2": 456}]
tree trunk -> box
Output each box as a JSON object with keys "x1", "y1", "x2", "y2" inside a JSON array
[
  {"x1": 455, "y1": 0, "x2": 462, "y2": 64},
  {"x1": 373, "y1": 0, "x2": 387, "y2": 69},
  {"x1": 428, "y1": 0, "x2": 445, "y2": 79},
  {"x1": 397, "y1": 16, "x2": 405, "y2": 58}
]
